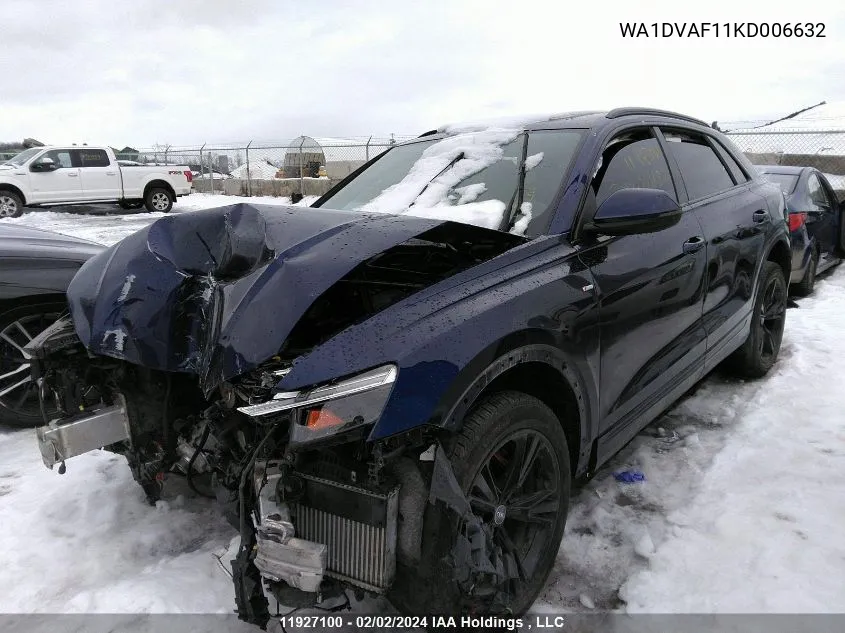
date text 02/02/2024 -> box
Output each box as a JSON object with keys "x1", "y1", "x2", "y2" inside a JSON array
[{"x1": 275, "y1": 615, "x2": 574, "y2": 630}]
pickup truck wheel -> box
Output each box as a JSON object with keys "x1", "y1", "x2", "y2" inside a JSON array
[
  {"x1": 724, "y1": 261, "x2": 787, "y2": 378},
  {"x1": 0, "y1": 304, "x2": 63, "y2": 427},
  {"x1": 392, "y1": 391, "x2": 570, "y2": 615},
  {"x1": 0, "y1": 191, "x2": 24, "y2": 218},
  {"x1": 144, "y1": 188, "x2": 174, "y2": 213}
]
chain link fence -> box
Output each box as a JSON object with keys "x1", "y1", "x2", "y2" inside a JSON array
[
  {"x1": 725, "y1": 128, "x2": 845, "y2": 200},
  {"x1": 115, "y1": 135, "x2": 415, "y2": 200}
]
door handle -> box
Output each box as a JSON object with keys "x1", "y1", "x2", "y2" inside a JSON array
[
  {"x1": 67, "y1": 172, "x2": 79, "y2": 177},
  {"x1": 106, "y1": 172, "x2": 116, "y2": 176},
  {"x1": 682, "y1": 236, "x2": 705, "y2": 254},
  {"x1": 752, "y1": 209, "x2": 769, "y2": 224}
]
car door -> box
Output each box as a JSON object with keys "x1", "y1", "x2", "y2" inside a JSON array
[
  {"x1": 576, "y1": 127, "x2": 707, "y2": 451},
  {"x1": 806, "y1": 172, "x2": 839, "y2": 266},
  {"x1": 27, "y1": 149, "x2": 82, "y2": 203},
  {"x1": 77, "y1": 148, "x2": 121, "y2": 199},
  {"x1": 659, "y1": 128, "x2": 767, "y2": 369}
]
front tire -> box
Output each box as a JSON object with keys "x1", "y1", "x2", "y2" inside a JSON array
[
  {"x1": 724, "y1": 261, "x2": 787, "y2": 378},
  {"x1": 144, "y1": 187, "x2": 174, "y2": 213},
  {"x1": 0, "y1": 304, "x2": 63, "y2": 427},
  {"x1": 0, "y1": 190, "x2": 24, "y2": 218},
  {"x1": 392, "y1": 391, "x2": 570, "y2": 615}
]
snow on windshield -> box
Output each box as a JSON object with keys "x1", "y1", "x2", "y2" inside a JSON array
[{"x1": 359, "y1": 128, "x2": 521, "y2": 230}]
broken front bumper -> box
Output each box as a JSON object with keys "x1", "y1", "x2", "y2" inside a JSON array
[{"x1": 36, "y1": 397, "x2": 131, "y2": 469}]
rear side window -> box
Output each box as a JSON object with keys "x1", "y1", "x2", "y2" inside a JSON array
[
  {"x1": 712, "y1": 141, "x2": 748, "y2": 183},
  {"x1": 662, "y1": 130, "x2": 734, "y2": 201},
  {"x1": 593, "y1": 132, "x2": 676, "y2": 206},
  {"x1": 78, "y1": 149, "x2": 110, "y2": 168},
  {"x1": 762, "y1": 173, "x2": 799, "y2": 194}
]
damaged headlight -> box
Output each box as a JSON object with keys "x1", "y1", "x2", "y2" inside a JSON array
[{"x1": 237, "y1": 364, "x2": 397, "y2": 445}]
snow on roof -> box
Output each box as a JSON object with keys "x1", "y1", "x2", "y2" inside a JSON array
[
  {"x1": 230, "y1": 160, "x2": 279, "y2": 180},
  {"x1": 438, "y1": 111, "x2": 603, "y2": 134}
]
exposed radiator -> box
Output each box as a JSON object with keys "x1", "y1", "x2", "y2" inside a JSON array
[{"x1": 292, "y1": 473, "x2": 398, "y2": 593}]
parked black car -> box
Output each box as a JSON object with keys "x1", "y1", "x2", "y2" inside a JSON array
[
  {"x1": 0, "y1": 224, "x2": 102, "y2": 426},
  {"x1": 28, "y1": 109, "x2": 790, "y2": 624},
  {"x1": 757, "y1": 165, "x2": 844, "y2": 295}
]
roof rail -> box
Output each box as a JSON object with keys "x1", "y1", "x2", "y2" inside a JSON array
[{"x1": 606, "y1": 107, "x2": 710, "y2": 128}]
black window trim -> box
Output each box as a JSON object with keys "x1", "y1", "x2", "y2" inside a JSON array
[
  {"x1": 657, "y1": 125, "x2": 744, "y2": 205},
  {"x1": 711, "y1": 138, "x2": 749, "y2": 184}
]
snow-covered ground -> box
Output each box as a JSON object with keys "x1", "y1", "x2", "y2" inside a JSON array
[{"x1": 1, "y1": 195, "x2": 844, "y2": 616}]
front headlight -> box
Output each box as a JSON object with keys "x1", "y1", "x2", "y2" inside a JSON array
[{"x1": 237, "y1": 364, "x2": 397, "y2": 445}]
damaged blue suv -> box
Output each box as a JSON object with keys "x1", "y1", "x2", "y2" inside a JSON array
[{"x1": 28, "y1": 108, "x2": 790, "y2": 624}]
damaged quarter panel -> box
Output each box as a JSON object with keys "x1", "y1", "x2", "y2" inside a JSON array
[{"x1": 277, "y1": 233, "x2": 600, "y2": 447}]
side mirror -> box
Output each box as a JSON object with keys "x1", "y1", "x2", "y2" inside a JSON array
[
  {"x1": 31, "y1": 157, "x2": 59, "y2": 172},
  {"x1": 583, "y1": 188, "x2": 682, "y2": 236}
]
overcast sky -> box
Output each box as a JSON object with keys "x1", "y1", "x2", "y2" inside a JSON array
[{"x1": 3, "y1": 0, "x2": 845, "y2": 147}]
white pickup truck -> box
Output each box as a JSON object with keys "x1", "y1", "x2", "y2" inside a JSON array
[{"x1": 0, "y1": 146, "x2": 193, "y2": 218}]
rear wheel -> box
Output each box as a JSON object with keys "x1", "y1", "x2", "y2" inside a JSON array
[
  {"x1": 0, "y1": 190, "x2": 24, "y2": 218},
  {"x1": 724, "y1": 261, "x2": 787, "y2": 378},
  {"x1": 0, "y1": 304, "x2": 63, "y2": 427},
  {"x1": 392, "y1": 391, "x2": 570, "y2": 615},
  {"x1": 792, "y1": 249, "x2": 817, "y2": 297},
  {"x1": 144, "y1": 187, "x2": 174, "y2": 213}
]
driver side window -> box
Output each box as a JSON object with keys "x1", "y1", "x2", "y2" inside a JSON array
[
  {"x1": 582, "y1": 129, "x2": 677, "y2": 223},
  {"x1": 38, "y1": 150, "x2": 74, "y2": 169}
]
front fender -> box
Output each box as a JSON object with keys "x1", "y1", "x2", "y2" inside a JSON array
[{"x1": 278, "y1": 240, "x2": 600, "y2": 444}]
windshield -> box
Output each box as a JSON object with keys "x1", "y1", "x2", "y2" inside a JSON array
[
  {"x1": 318, "y1": 128, "x2": 584, "y2": 237},
  {"x1": 760, "y1": 172, "x2": 799, "y2": 194},
  {"x1": 4, "y1": 147, "x2": 43, "y2": 166}
]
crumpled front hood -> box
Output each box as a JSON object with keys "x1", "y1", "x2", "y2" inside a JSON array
[{"x1": 67, "y1": 203, "x2": 445, "y2": 394}]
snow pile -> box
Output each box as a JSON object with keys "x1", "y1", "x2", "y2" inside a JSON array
[
  {"x1": 359, "y1": 128, "x2": 520, "y2": 230},
  {"x1": 619, "y1": 271, "x2": 845, "y2": 612},
  {"x1": 1, "y1": 193, "x2": 317, "y2": 246},
  {"x1": 0, "y1": 433, "x2": 238, "y2": 613},
  {"x1": 230, "y1": 161, "x2": 280, "y2": 180}
]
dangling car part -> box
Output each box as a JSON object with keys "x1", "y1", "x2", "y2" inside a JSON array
[{"x1": 28, "y1": 110, "x2": 790, "y2": 626}]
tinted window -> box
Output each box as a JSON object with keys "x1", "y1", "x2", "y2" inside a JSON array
[
  {"x1": 39, "y1": 150, "x2": 74, "y2": 169},
  {"x1": 762, "y1": 173, "x2": 799, "y2": 194},
  {"x1": 78, "y1": 149, "x2": 110, "y2": 168},
  {"x1": 593, "y1": 133, "x2": 676, "y2": 207},
  {"x1": 662, "y1": 131, "x2": 734, "y2": 200},
  {"x1": 713, "y1": 141, "x2": 747, "y2": 183}
]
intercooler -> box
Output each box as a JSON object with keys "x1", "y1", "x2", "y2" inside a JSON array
[{"x1": 292, "y1": 473, "x2": 399, "y2": 593}]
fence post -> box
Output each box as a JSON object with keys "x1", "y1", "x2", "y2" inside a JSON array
[
  {"x1": 366, "y1": 135, "x2": 372, "y2": 161},
  {"x1": 199, "y1": 143, "x2": 206, "y2": 194},
  {"x1": 246, "y1": 141, "x2": 253, "y2": 197},
  {"x1": 164, "y1": 146, "x2": 170, "y2": 166},
  {"x1": 299, "y1": 138, "x2": 305, "y2": 198}
]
